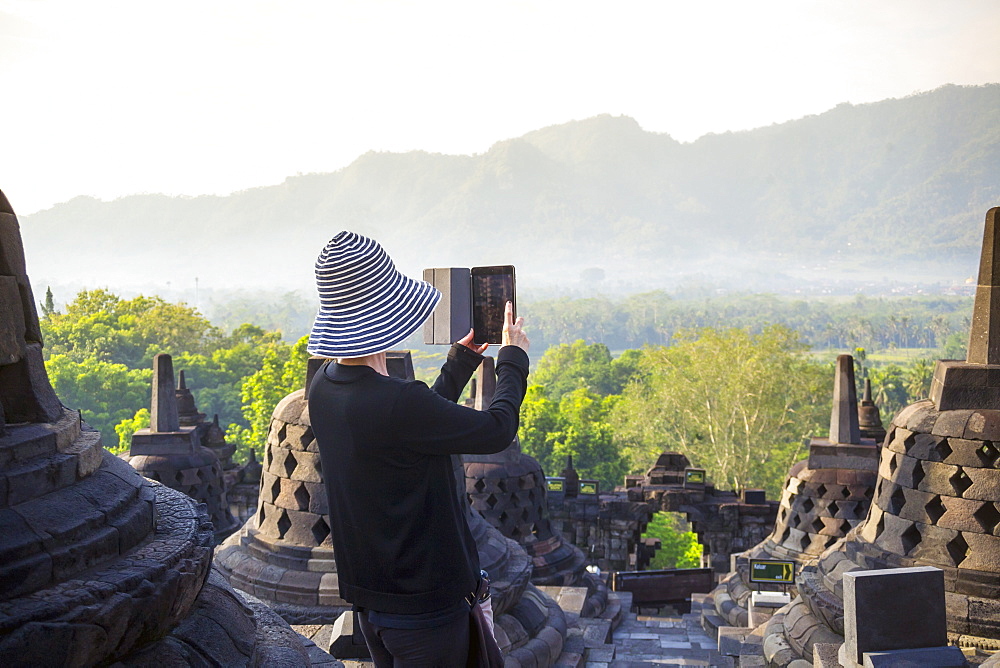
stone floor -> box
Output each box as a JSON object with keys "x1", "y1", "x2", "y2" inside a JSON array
[
  {"x1": 305, "y1": 588, "x2": 733, "y2": 667},
  {"x1": 588, "y1": 605, "x2": 731, "y2": 667}
]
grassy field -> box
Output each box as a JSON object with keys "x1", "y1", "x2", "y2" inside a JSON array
[{"x1": 808, "y1": 347, "x2": 938, "y2": 365}]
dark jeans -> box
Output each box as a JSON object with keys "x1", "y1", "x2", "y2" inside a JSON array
[{"x1": 357, "y1": 609, "x2": 470, "y2": 667}]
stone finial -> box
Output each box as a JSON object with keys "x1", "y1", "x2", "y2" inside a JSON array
[
  {"x1": 561, "y1": 455, "x2": 580, "y2": 497},
  {"x1": 151, "y1": 353, "x2": 181, "y2": 433},
  {"x1": 829, "y1": 355, "x2": 861, "y2": 445},
  {"x1": 474, "y1": 357, "x2": 497, "y2": 411},
  {"x1": 178, "y1": 369, "x2": 187, "y2": 390},
  {"x1": 304, "y1": 356, "x2": 327, "y2": 399},
  {"x1": 967, "y1": 207, "x2": 1000, "y2": 365}
]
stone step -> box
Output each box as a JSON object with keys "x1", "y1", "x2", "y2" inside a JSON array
[
  {"x1": 0, "y1": 428, "x2": 102, "y2": 508},
  {"x1": 0, "y1": 410, "x2": 81, "y2": 469}
]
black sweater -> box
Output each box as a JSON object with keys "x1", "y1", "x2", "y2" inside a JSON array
[{"x1": 308, "y1": 344, "x2": 529, "y2": 614}]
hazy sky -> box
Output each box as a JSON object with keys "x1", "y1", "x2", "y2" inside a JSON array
[{"x1": 2, "y1": 0, "x2": 999, "y2": 215}]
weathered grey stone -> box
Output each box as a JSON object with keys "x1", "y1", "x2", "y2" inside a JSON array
[
  {"x1": 843, "y1": 567, "x2": 947, "y2": 665},
  {"x1": 830, "y1": 355, "x2": 861, "y2": 445},
  {"x1": 151, "y1": 353, "x2": 181, "y2": 433},
  {"x1": 862, "y1": 646, "x2": 968, "y2": 667}
]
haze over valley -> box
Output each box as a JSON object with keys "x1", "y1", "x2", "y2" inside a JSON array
[{"x1": 19, "y1": 84, "x2": 999, "y2": 305}]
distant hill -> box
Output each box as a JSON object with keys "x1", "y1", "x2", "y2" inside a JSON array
[{"x1": 18, "y1": 84, "x2": 1000, "y2": 295}]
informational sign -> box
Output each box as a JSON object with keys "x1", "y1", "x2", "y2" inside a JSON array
[
  {"x1": 546, "y1": 477, "x2": 565, "y2": 493},
  {"x1": 684, "y1": 468, "x2": 706, "y2": 486},
  {"x1": 579, "y1": 480, "x2": 599, "y2": 495},
  {"x1": 749, "y1": 558, "x2": 795, "y2": 584}
]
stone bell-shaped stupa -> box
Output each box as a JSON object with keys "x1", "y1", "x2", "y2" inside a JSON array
[
  {"x1": 857, "y1": 377, "x2": 888, "y2": 443},
  {"x1": 746, "y1": 207, "x2": 1000, "y2": 665},
  {"x1": 215, "y1": 357, "x2": 349, "y2": 624},
  {"x1": 125, "y1": 354, "x2": 240, "y2": 543},
  {"x1": 0, "y1": 189, "x2": 314, "y2": 666},
  {"x1": 702, "y1": 355, "x2": 879, "y2": 633},
  {"x1": 464, "y1": 358, "x2": 608, "y2": 617}
]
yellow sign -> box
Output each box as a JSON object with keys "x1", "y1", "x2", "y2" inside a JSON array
[
  {"x1": 685, "y1": 469, "x2": 706, "y2": 484},
  {"x1": 580, "y1": 481, "x2": 598, "y2": 495},
  {"x1": 749, "y1": 559, "x2": 795, "y2": 584},
  {"x1": 547, "y1": 479, "x2": 564, "y2": 492}
]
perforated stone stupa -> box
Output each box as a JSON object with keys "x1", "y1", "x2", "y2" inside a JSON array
[
  {"x1": 702, "y1": 354, "x2": 879, "y2": 634},
  {"x1": 744, "y1": 207, "x2": 1000, "y2": 665},
  {"x1": 216, "y1": 357, "x2": 349, "y2": 624},
  {"x1": 0, "y1": 189, "x2": 317, "y2": 666},
  {"x1": 125, "y1": 353, "x2": 240, "y2": 543},
  {"x1": 464, "y1": 358, "x2": 608, "y2": 619}
]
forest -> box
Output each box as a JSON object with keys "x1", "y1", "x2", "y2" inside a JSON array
[{"x1": 40, "y1": 286, "x2": 967, "y2": 497}]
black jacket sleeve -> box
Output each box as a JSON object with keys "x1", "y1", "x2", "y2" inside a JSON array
[
  {"x1": 430, "y1": 343, "x2": 485, "y2": 402},
  {"x1": 392, "y1": 345, "x2": 530, "y2": 455}
]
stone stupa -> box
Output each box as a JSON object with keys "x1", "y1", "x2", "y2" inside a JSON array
[
  {"x1": 0, "y1": 189, "x2": 320, "y2": 666},
  {"x1": 702, "y1": 355, "x2": 880, "y2": 633},
  {"x1": 124, "y1": 353, "x2": 241, "y2": 543},
  {"x1": 744, "y1": 207, "x2": 1000, "y2": 665}
]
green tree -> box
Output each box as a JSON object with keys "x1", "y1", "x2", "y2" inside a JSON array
[
  {"x1": 643, "y1": 512, "x2": 703, "y2": 569},
  {"x1": 611, "y1": 326, "x2": 827, "y2": 497},
  {"x1": 40, "y1": 286, "x2": 57, "y2": 318},
  {"x1": 532, "y1": 339, "x2": 643, "y2": 400},
  {"x1": 227, "y1": 335, "x2": 311, "y2": 463},
  {"x1": 113, "y1": 408, "x2": 150, "y2": 454},
  {"x1": 45, "y1": 354, "x2": 152, "y2": 439},
  {"x1": 519, "y1": 386, "x2": 630, "y2": 491},
  {"x1": 904, "y1": 359, "x2": 934, "y2": 401}
]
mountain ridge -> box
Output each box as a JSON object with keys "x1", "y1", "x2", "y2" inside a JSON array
[{"x1": 19, "y1": 83, "x2": 1000, "y2": 293}]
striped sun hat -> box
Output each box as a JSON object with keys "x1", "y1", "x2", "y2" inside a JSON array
[{"x1": 307, "y1": 232, "x2": 441, "y2": 358}]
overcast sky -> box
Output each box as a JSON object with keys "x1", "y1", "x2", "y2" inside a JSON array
[{"x1": 2, "y1": 0, "x2": 999, "y2": 216}]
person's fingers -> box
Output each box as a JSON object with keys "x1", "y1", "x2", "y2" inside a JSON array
[{"x1": 457, "y1": 328, "x2": 475, "y2": 346}]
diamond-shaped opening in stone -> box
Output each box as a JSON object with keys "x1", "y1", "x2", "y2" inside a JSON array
[
  {"x1": 935, "y1": 438, "x2": 953, "y2": 462},
  {"x1": 841, "y1": 485, "x2": 852, "y2": 499},
  {"x1": 900, "y1": 523, "x2": 921, "y2": 555},
  {"x1": 825, "y1": 535, "x2": 837, "y2": 548},
  {"x1": 816, "y1": 484, "x2": 828, "y2": 498},
  {"x1": 973, "y1": 502, "x2": 1000, "y2": 534},
  {"x1": 486, "y1": 493, "x2": 499, "y2": 508},
  {"x1": 315, "y1": 458, "x2": 322, "y2": 475},
  {"x1": 950, "y1": 469, "x2": 973, "y2": 496},
  {"x1": 912, "y1": 461, "x2": 926, "y2": 488},
  {"x1": 779, "y1": 526, "x2": 791, "y2": 544},
  {"x1": 299, "y1": 428, "x2": 313, "y2": 449},
  {"x1": 174, "y1": 470, "x2": 186, "y2": 485},
  {"x1": 258, "y1": 504, "x2": 266, "y2": 528},
  {"x1": 926, "y1": 495, "x2": 946, "y2": 523},
  {"x1": 902, "y1": 434, "x2": 917, "y2": 452},
  {"x1": 497, "y1": 479, "x2": 507, "y2": 493},
  {"x1": 839, "y1": 519, "x2": 853, "y2": 535},
  {"x1": 828, "y1": 500, "x2": 840, "y2": 517},
  {"x1": 889, "y1": 455, "x2": 899, "y2": 475},
  {"x1": 799, "y1": 533, "x2": 811, "y2": 551},
  {"x1": 264, "y1": 449, "x2": 272, "y2": 468},
  {"x1": 811, "y1": 517, "x2": 825, "y2": 533},
  {"x1": 294, "y1": 483, "x2": 310, "y2": 511},
  {"x1": 977, "y1": 441, "x2": 999, "y2": 467},
  {"x1": 802, "y1": 498, "x2": 815, "y2": 513},
  {"x1": 271, "y1": 477, "x2": 282, "y2": 503},
  {"x1": 864, "y1": 486, "x2": 874, "y2": 500},
  {"x1": 511, "y1": 526, "x2": 522, "y2": 539},
  {"x1": 947, "y1": 533, "x2": 970, "y2": 567},
  {"x1": 312, "y1": 516, "x2": 330, "y2": 544},
  {"x1": 888, "y1": 486, "x2": 906, "y2": 515},
  {"x1": 527, "y1": 489, "x2": 536, "y2": 503},
  {"x1": 498, "y1": 509, "x2": 508, "y2": 523},
  {"x1": 277, "y1": 424, "x2": 287, "y2": 442},
  {"x1": 520, "y1": 508, "x2": 531, "y2": 522},
  {"x1": 196, "y1": 468, "x2": 208, "y2": 483},
  {"x1": 276, "y1": 510, "x2": 292, "y2": 539},
  {"x1": 283, "y1": 451, "x2": 297, "y2": 478},
  {"x1": 474, "y1": 479, "x2": 487, "y2": 493}
]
